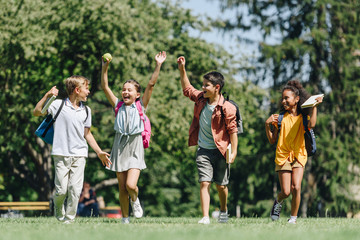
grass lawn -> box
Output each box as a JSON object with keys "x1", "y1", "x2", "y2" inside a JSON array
[{"x1": 1, "y1": 217, "x2": 360, "y2": 240}]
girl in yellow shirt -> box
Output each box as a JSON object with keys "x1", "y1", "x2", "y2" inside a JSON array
[{"x1": 265, "y1": 80, "x2": 323, "y2": 224}]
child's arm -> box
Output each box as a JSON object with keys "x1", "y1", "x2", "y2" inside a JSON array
[
  {"x1": 142, "y1": 51, "x2": 167, "y2": 109},
  {"x1": 101, "y1": 58, "x2": 118, "y2": 107},
  {"x1": 84, "y1": 128, "x2": 112, "y2": 168},
  {"x1": 228, "y1": 132, "x2": 238, "y2": 164},
  {"x1": 265, "y1": 114, "x2": 279, "y2": 144},
  {"x1": 308, "y1": 96, "x2": 323, "y2": 128},
  {"x1": 33, "y1": 86, "x2": 58, "y2": 116},
  {"x1": 177, "y1": 56, "x2": 191, "y2": 90}
]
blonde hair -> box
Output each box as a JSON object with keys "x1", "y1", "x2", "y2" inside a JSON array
[{"x1": 64, "y1": 75, "x2": 90, "y2": 96}]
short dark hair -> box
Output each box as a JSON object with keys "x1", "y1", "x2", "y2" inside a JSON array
[{"x1": 203, "y1": 71, "x2": 225, "y2": 92}]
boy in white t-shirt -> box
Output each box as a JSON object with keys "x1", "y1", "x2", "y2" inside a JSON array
[{"x1": 33, "y1": 75, "x2": 111, "y2": 223}]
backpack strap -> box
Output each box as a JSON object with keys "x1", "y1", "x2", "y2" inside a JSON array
[
  {"x1": 277, "y1": 111, "x2": 285, "y2": 131},
  {"x1": 222, "y1": 92, "x2": 230, "y2": 101},
  {"x1": 220, "y1": 92, "x2": 229, "y2": 119},
  {"x1": 220, "y1": 102, "x2": 225, "y2": 119},
  {"x1": 302, "y1": 113, "x2": 309, "y2": 132},
  {"x1": 115, "y1": 100, "x2": 124, "y2": 116},
  {"x1": 114, "y1": 99, "x2": 145, "y2": 124},
  {"x1": 84, "y1": 104, "x2": 89, "y2": 122},
  {"x1": 53, "y1": 99, "x2": 65, "y2": 121},
  {"x1": 135, "y1": 100, "x2": 145, "y2": 123}
]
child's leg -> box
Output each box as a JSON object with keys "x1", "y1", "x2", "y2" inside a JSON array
[
  {"x1": 116, "y1": 171, "x2": 129, "y2": 218},
  {"x1": 212, "y1": 149, "x2": 229, "y2": 213},
  {"x1": 196, "y1": 148, "x2": 215, "y2": 218},
  {"x1": 126, "y1": 168, "x2": 141, "y2": 201},
  {"x1": 66, "y1": 157, "x2": 86, "y2": 220},
  {"x1": 216, "y1": 184, "x2": 228, "y2": 212},
  {"x1": 290, "y1": 167, "x2": 304, "y2": 216},
  {"x1": 277, "y1": 171, "x2": 292, "y2": 202},
  {"x1": 53, "y1": 156, "x2": 71, "y2": 221},
  {"x1": 200, "y1": 181, "x2": 211, "y2": 217}
]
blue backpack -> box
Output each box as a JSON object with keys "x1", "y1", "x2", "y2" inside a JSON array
[
  {"x1": 277, "y1": 112, "x2": 316, "y2": 156},
  {"x1": 35, "y1": 100, "x2": 88, "y2": 144}
]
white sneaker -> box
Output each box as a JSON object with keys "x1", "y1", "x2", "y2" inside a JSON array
[
  {"x1": 122, "y1": 217, "x2": 130, "y2": 224},
  {"x1": 131, "y1": 198, "x2": 143, "y2": 218},
  {"x1": 288, "y1": 218, "x2": 297, "y2": 224},
  {"x1": 56, "y1": 216, "x2": 65, "y2": 222},
  {"x1": 218, "y1": 211, "x2": 229, "y2": 223},
  {"x1": 198, "y1": 216, "x2": 210, "y2": 224},
  {"x1": 55, "y1": 205, "x2": 65, "y2": 222}
]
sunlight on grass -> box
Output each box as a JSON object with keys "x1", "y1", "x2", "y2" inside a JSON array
[{"x1": 1, "y1": 217, "x2": 360, "y2": 240}]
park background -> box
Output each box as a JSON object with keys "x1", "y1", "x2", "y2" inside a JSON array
[{"x1": 0, "y1": 0, "x2": 359, "y2": 219}]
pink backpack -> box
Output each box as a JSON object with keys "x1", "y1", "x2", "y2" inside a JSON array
[{"x1": 114, "y1": 100, "x2": 151, "y2": 149}]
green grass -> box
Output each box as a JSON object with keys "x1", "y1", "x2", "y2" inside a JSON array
[{"x1": 1, "y1": 217, "x2": 360, "y2": 240}]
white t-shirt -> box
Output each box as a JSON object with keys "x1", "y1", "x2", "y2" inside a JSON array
[{"x1": 48, "y1": 98, "x2": 91, "y2": 157}]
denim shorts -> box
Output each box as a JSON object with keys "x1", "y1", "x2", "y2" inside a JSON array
[{"x1": 195, "y1": 147, "x2": 230, "y2": 185}]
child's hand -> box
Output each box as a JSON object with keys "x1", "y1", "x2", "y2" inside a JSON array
[
  {"x1": 266, "y1": 114, "x2": 279, "y2": 127},
  {"x1": 314, "y1": 95, "x2": 324, "y2": 107},
  {"x1": 155, "y1": 51, "x2": 167, "y2": 65},
  {"x1": 229, "y1": 152, "x2": 236, "y2": 164},
  {"x1": 102, "y1": 56, "x2": 110, "y2": 69},
  {"x1": 97, "y1": 151, "x2": 112, "y2": 168},
  {"x1": 47, "y1": 86, "x2": 59, "y2": 98},
  {"x1": 177, "y1": 56, "x2": 186, "y2": 70}
]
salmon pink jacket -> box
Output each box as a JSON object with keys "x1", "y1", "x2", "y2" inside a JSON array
[{"x1": 183, "y1": 85, "x2": 238, "y2": 158}]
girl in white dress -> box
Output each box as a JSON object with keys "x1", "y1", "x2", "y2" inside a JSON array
[{"x1": 101, "y1": 51, "x2": 166, "y2": 224}]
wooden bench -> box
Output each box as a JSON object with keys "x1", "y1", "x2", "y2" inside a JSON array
[
  {"x1": 99, "y1": 206, "x2": 122, "y2": 218},
  {"x1": 100, "y1": 206, "x2": 121, "y2": 211},
  {"x1": 0, "y1": 202, "x2": 50, "y2": 211}
]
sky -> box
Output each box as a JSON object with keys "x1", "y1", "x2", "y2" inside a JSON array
[
  {"x1": 178, "y1": 0, "x2": 283, "y2": 86},
  {"x1": 179, "y1": 0, "x2": 261, "y2": 56},
  {"x1": 176, "y1": 0, "x2": 262, "y2": 83},
  {"x1": 179, "y1": 0, "x2": 282, "y2": 55}
]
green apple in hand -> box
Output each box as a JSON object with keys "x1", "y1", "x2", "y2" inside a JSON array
[{"x1": 103, "y1": 53, "x2": 112, "y2": 62}]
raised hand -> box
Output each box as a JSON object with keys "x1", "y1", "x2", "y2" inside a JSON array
[
  {"x1": 177, "y1": 56, "x2": 186, "y2": 70},
  {"x1": 101, "y1": 56, "x2": 110, "y2": 69},
  {"x1": 314, "y1": 96, "x2": 324, "y2": 107},
  {"x1": 266, "y1": 114, "x2": 279, "y2": 127},
  {"x1": 48, "y1": 86, "x2": 59, "y2": 98},
  {"x1": 155, "y1": 51, "x2": 167, "y2": 65}
]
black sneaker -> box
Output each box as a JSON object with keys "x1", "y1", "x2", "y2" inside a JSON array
[
  {"x1": 218, "y1": 211, "x2": 229, "y2": 223},
  {"x1": 270, "y1": 199, "x2": 282, "y2": 221}
]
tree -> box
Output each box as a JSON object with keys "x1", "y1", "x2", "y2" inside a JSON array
[
  {"x1": 216, "y1": 0, "x2": 360, "y2": 216},
  {"x1": 0, "y1": 0, "x2": 269, "y2": 216}
]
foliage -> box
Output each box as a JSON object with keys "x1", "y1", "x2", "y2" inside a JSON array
[
  {"x1": 216, "y1": 0, "x2": 360, "y2": 216},
  {"x1": 0, "y1": 0, "x2": 270, "y2": 216}
]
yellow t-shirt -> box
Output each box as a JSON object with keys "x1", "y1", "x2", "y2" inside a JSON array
[{"x1": 275, "y1": 112, "x2": 307, "y2": 166}]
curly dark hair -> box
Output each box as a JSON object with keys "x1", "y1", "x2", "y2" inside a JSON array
[{"x1": 279, "y1": 80, "x2": 311, "y2": 115}]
